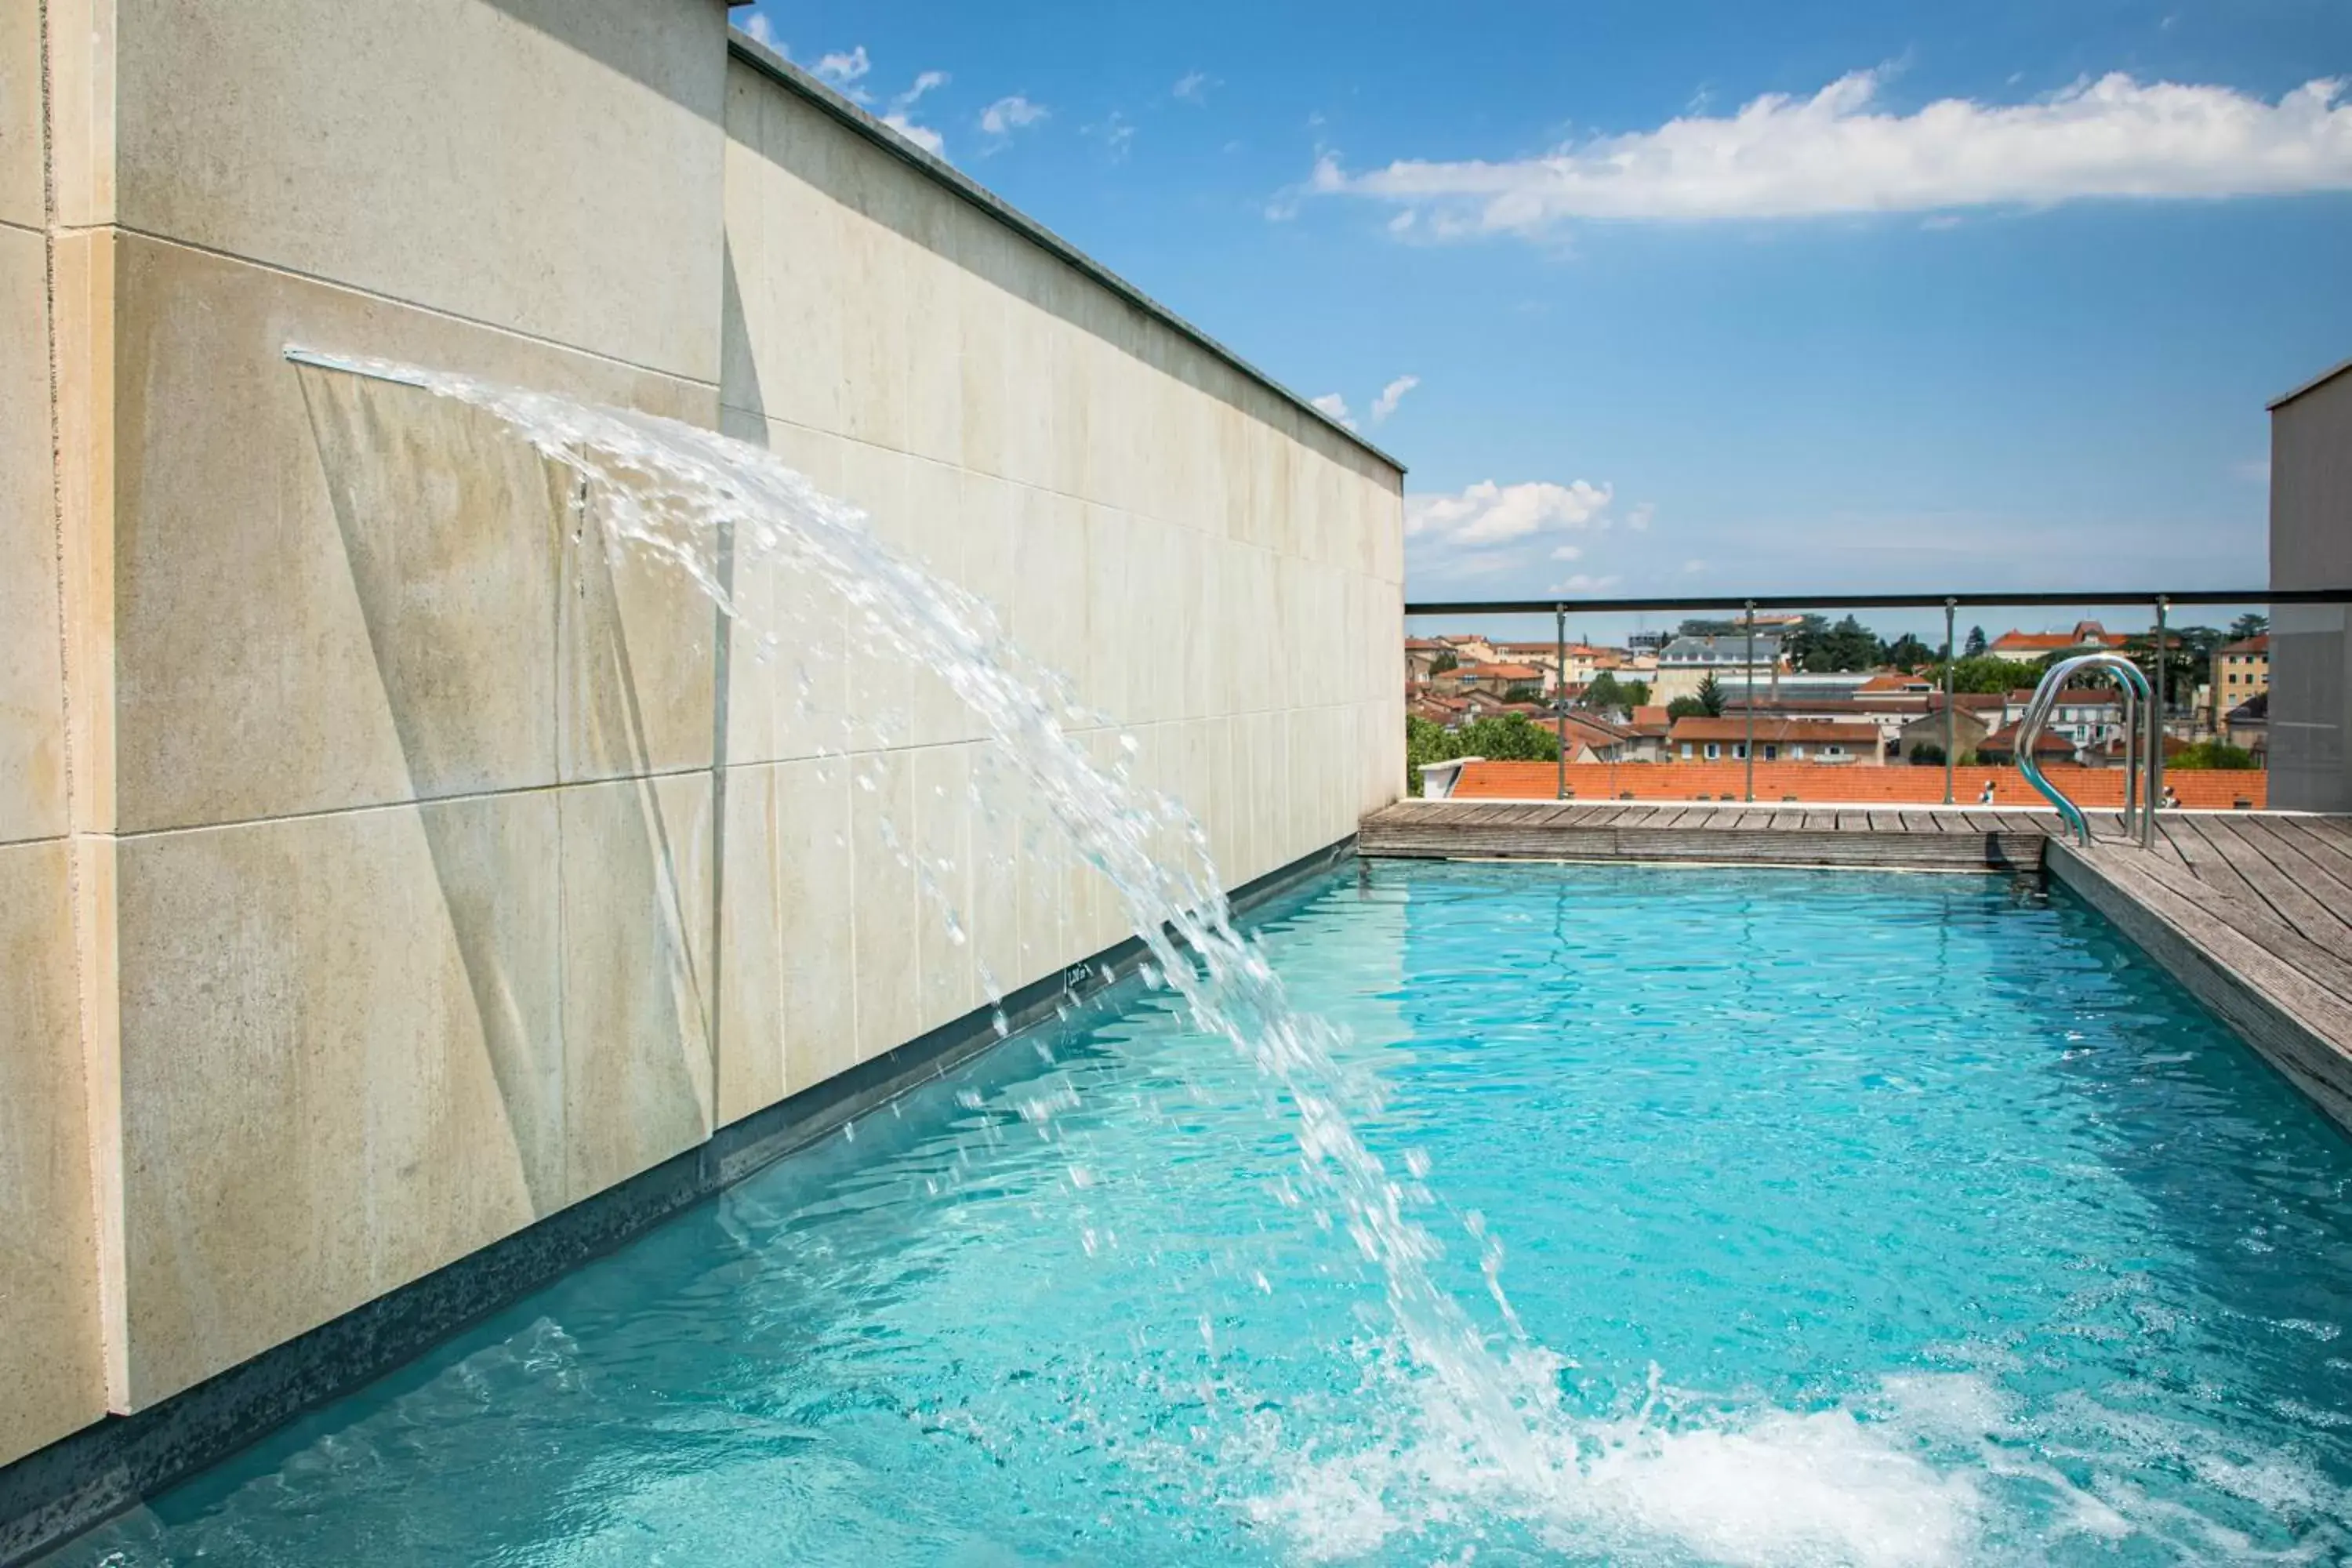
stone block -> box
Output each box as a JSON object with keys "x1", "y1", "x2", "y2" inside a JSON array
[
  {"x1": 114, "y1": 794, "x2": 559, "y2": 1405},
  {"x1": 105, "y1": 234, "x2": 713, "y2": 833},
  {"x1": 0, "y1": 840, "x2": 107, "y2": 1465},
  {"x1": 559, "y1": 772, "x2": 717, "y2": 1203},
  {"x1": 0, "y1": 226, "x2": 65, "y2": 844},
  {"x1": 110, "y1": 0, "x2": 728, "y2": 383}
]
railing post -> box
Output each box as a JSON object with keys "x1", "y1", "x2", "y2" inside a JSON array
[
  {"x1": 1943, "y1": 598, "x2": 1957, "y2": 806},
  {"x1": 1555, "y1": 604, "x2": 1566, "y2": 801},
  {"x1": 1743, "y1": 600, "x2": 1756, "y2": 803},
  {"x1": 2151, "y1": 595, "x2": 2168, "y2": 837}
]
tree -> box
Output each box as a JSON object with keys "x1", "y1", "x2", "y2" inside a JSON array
[
  {"x1": 1927, "y1": 655, "x2": 2045, "y2": 694},
  {"x1": 2230, "y1": 612, "x2": 2270, "y2": 641},
  {"x1": 1403, "y1": 712, "x2": 1559, "y2": 795},
  {"x1": 2122, "y1": 631, "x2": 2200, "y2": 706},
  {"x1": 1665, "y1": 695, "x2": 1709, "y2": 720},
  {"x1": 1694, "y1": 673, "x2": 1726, "y2": 716},
  {"x1": 1502, "y1": 684, "x2": 1546, "y2": 706},
  {"x1": 1428, "y1": 650, "x2": 1458, "y2": 675},
  {"x1": 1582, "y1": 671, "x2": 1629, "y2": 711},
  {"x1": 1964, "y1": 625, "x2": 1988, "y2": 658},
  {"x1": 1621, "y1": 680, "x2": 1651, "y2": 709},
  {"x1": 1801, "y1": 614, "x2": 1880, "y2": 672},
  {"x1": 1881, "y1": 633, "x2": 1933, "y2": 670},
  {"x1": 1454, "y1": 713, "x2": 1561, "y2": 762},
  {"x1": 2172, "y1": 740, "x2": 2260, "y2": 771}
]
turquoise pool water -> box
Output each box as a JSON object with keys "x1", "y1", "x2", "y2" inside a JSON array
[{"x1": 52, "y1": 862, "x2": 2352, "y2": 1566}]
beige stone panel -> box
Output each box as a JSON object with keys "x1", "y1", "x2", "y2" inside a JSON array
[
  {"x1": 1050, "y1": 314, "x2": 1099, "y2": 504},
  {"x1": 1179, "y1": 528, "x2": 1218, "y2": 722},
  {"x1": 957, "y1": 469, "x2": 1022, "y2": 651},
  {"x1": 956, "y1": 231, "x2": 1011, "y2": 479},
  {"x1": 1080, "y1": 504, "x2": 1131, "y2": 724},
  {"x1": 42, "y1": 0, "x2": 114, "y2": 228},
  {"x1": 0, "y1": 225, "x2": 66, "y2": 844},
  {"x1": 715, "y1": 760, "x2": 785, "y2": 1125},
  {"x1": 114, "y1": 795, "x2": 557, "y2": 1406},
  {"x1": 964, "y1": 742, "x2": 1024, "y2": 1009},
  {"x1": 1011, "y1": 755, "x2": 1069, "y2": 997},
  {"x1": 52, "y1": 227, "x2": 115, "y2": 837},
  {"x1": 833, "y1": 169, "x2": 910, "y2": 454},
  {"x1": 744, "y1": 78, "x2": 848, "y2": 437},
  {"x1": 900, "y1": 227, "x2": 964, "y2": 469},
  {"x1": 107, "y1": 235, "x2": 712, "y2": 834},
  {"x1": 1244, "y1": 710, "x2": 1279, "y2": 884},
  {"x1": 997, "y1": 293, "x2": 1058, "y2": 492},
  {"x1": 850, "y1": 746, "x2": 920, "y2": 1061},
  {"x1": 775, "y1": 756, "x2": 861, "y2": 1096},
  {"x1": 719, "y1": 71, "x2": 775, "y2": 423},
  {"x1": 111, "y1": 0, "x2": 728, "y2": 383},
  {"x1": 0, "y1": 0, "x2": 37, "y2": 227},
  {"x1": 911, "y1": 741, "x2": 976, "y2": 1036},
  {"x1": 722, "y1": 417, "x2": 855, "y2": 768},
  {"x1": 560, "y1": 772, "x2": 715, "y2": 1203},
  {"x1": 0, "y1": 839, "x2": 107, "y2": 1465},
  {"x1": 905, "y1": 456, "x2": 980, "y2": 748},
  {"x1": 835, "y1": 438, "x2": 918, "y2": 752},
  {"x1": 1013, "y1": 485, "x2": 1088, "y2": 710},
  {"x1": 557, "y1": 485, "x2": 722, "y2": 783},
  {"x1": 297, "y1": 362, "x2": 568, "y2": 801}
]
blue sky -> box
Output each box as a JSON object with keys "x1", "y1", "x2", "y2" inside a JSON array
[{"x1": 736, "y1": 1, "x2": 2352, "y2": 637}]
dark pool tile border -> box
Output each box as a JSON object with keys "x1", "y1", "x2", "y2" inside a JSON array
[{"x1": 0, "y1": 834, "x2": 1357, "y2": 1567}]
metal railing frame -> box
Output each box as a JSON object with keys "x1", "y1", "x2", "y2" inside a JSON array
[{"x1": 1407, "y1": 587, "x2": 2351, "y2": 808}]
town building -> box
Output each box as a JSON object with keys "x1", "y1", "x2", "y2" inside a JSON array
[
  {"x1": 1989, "y1": 620, "x2": 2130, "y2": 659},
  {"x1": 1652, "y1": 633, "x2": 1785, "y2": 704},
  {"x1": 1668, "y1": 717, "x2": 1882, "y2": 764},
  {"x1": 2210, "y1": 634, "x2": 2270, "y2": 732},
  {"x1": 1436, "y1": 661, "x2": 1552, "y2": 698},
  {"x1": 1893, "y1": 706, "x2": 1992, "y2": 763}
]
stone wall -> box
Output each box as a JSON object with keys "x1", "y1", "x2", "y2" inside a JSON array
[
  {"x1": 2270, "y1": 364, "x2": 2352, "y2": 812},
  {"x1": 0, "y1": 2, "x2": 1403, "y2": 1472}
]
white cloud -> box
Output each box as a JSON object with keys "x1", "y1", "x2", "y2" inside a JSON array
[
  {"x1": 1315, "y1": 70, "x2": 2352, "y2": 237},
  {"x1": 980, "y1": 94, "x2": 1049, "y2": 139},
  {"x1": 1406, "y1": 478, "x2": 1613, "y2": 546},
  {"x1": 1550, "y1": 543, "x2": 1584, "y2": 561},
  {"x1": 1370, "y1": 374, "x2": 1420, "y2": 424},
  {"x1": 884, "y1": 114, "x2": 946, "y2": 158},
  {"x1": 740, "y1": 13, "x2": 782, "y2": 53},
  {"x1": 815, "y1": 46, "x2": 870, "y2": 87},
  {"x1": 1089, "y1": 111, "x2": 1136, "y2": 161},
  {"x1": 1174, "y1": 71, "x2": 1211, "y2": 104},
  {"x1": 1311, "y1": 393, "x2": 1358, "y2": 431},
  {"x1": 1554, "y1": 572, "x2": 1623, "y2": 593},
  {"x1": 892, "y1": 71, "x2": 949, "y2": 112}
]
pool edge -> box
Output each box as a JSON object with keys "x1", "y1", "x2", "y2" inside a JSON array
[{"x1": 0, "y1": 834, "x2": 1359, "y2": 1567}]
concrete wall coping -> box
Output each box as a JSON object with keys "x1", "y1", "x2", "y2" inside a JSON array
[
  {"x1": 726, "y1": 31, "x2": 1407, "y2": 478},
  {"x1": 2267, "y1": 354, "x2": 2352, "y2": 412}
]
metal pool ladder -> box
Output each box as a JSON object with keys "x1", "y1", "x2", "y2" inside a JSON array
[{"x1": 2015, "y1": 653, "x2": 2158, "y2": 848}]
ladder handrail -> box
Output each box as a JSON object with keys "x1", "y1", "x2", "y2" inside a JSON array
[{"x1": 2016, "y1": 654, "x2": 2155, "y2": 848}]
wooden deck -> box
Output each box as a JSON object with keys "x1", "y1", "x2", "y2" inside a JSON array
[
  {"x1": 1359, "y1": 799, "x2": 2352, "y2": 1136},
  {"x1": 1359, "y1": 798, "x2": 2095, "y2": 873},
  {"x1": 2049, "y1": 816, "x2": 2352, "y2": 1134}
]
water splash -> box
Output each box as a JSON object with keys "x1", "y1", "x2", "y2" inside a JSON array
[{"x1": 285, "y1": 350, "x2": 1544, "y2": 1476}]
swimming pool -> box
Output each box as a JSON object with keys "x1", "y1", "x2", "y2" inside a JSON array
[{"x1": 47, "y1": 862, "x2": 2352, "y2": 1565}]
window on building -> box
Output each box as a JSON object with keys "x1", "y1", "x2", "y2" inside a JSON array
[{"x1": 1704, "y1": 742, "x2": 1721, "y2": 760}]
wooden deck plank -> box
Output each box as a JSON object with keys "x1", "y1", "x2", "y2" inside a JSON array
[
  {"x1": 2157, "y1": 816, "x2": 2270, "y2": 911},
  {"x1": 2202, "y1": 818, "x2": 2352, "y2": 953},
  {"x1": 2103, "y1": 842, "x2": 2352, "y2": 1011},
  {"x1": 2266, "y1": 818, "x2": 2352, "y2": 896}
]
